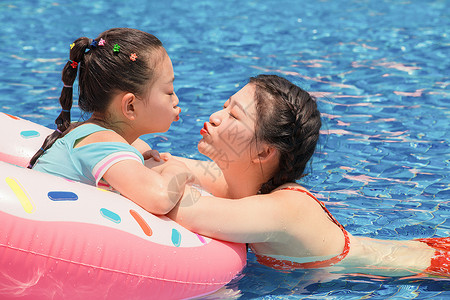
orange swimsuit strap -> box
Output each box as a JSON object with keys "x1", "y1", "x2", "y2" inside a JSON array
[{"x1": 255, "y1": 187, "x2": 350, "y2": 271}]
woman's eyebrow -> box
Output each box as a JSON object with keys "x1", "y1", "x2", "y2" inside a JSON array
[{"x1": 229, "y1": 96, "x2": 247, "y2": 115}]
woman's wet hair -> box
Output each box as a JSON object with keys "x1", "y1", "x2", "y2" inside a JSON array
[
  {"x1": 28, "y1": 28, "x2": 164, "y2": 168},
  {"x1": 250, "y1": 75, "x2": 321, "y2": 194}
]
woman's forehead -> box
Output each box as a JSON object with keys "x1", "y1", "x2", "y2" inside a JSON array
[{"x1": 231, "y1": 84, "x2": 256, "y2": 113}]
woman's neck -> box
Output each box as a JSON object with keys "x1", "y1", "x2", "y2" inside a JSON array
[{"x1": 221, "y1": 163, "x2": 264, "y2": 198}]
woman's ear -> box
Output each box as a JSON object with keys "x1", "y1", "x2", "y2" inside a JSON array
[
  {"x1": 121, "y1": 92, "x2": 137, "y2": 120},
  {"x1": 252, "y1": 144, "x2": 279, "y2": 165}
]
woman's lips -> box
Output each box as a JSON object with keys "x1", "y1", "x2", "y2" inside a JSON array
[{"x1": 200, "y1": 122, "x2": 209, "y2": 135}]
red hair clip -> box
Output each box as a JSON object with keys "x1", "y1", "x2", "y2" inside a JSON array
[
  {"x1": 69, "y1": 60, "x2": 78, "y2": 69},
  {"x1": 130, "y1": 53, "x2": 138, "y2": 61}
]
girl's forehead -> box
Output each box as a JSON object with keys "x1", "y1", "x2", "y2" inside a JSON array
[{"x1": 157, "y1": 52, "x2": 174, "y2": 79}]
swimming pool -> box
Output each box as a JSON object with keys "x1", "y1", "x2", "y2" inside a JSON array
[{"x1": 1, "y1": 0, "x2": 449, "y2": 298}]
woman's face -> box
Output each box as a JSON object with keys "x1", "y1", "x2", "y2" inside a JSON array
[{"x1": 198, "y1": 83, "x2": 258, "y2": 169}]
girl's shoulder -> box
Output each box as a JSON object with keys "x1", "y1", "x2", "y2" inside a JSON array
[{"x1": 69, "y1": 123, "x2": 127, "y2": 148}]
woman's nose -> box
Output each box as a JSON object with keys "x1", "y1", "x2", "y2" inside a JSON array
[{"x1": 209, "y1": 111, "x2": 221, "y2": 126}]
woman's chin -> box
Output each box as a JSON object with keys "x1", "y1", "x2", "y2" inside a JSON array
[
  {"x1": 197, "y1": 140, "x2": 216, "y2": 160},
  {"x1": 197, "y1": 140, "x2": 208, "y2": 155}
]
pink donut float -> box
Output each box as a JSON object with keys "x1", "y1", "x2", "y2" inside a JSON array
[{"x1": 0, "y1": 112, "x2": 247, "y2": 300}]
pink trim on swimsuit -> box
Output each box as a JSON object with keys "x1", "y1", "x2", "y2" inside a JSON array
[
  {"x1": 92, "y1": 151, "x2": 142, "y2": 185},
  {"x1": 255, "y1": 187, "x2": 350, "y2": 271},
  {"x1": 94, "y1": 153, "x2": 139, "y2": 181}
]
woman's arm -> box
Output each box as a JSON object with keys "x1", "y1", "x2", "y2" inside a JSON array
[
  {"x1": 167, "y1": 187, "x2": 348, "y2": 259},
  {"x1": 167, "y1": 187, "x2": 293, "y2": 243}
]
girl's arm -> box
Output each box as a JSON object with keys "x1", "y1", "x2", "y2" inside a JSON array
[
  {"x1": 131, "y1": 138, "x2": 152, "y2": 154},
  {"x1": 103, "y1": 158, "x2": 193, "y2": 215},
  {"x1": 133, "y1": 139, "x2": 166, "y2": 162}
]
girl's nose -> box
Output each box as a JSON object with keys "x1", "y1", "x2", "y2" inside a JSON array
[{"x1": 172, "y1": 92, "x2": 179, "y2": 106}]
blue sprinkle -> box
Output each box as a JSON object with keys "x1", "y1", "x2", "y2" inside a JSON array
[
  {"x1": 20, "y1": 130, "x2": 40, "y2": 139},
  {"x1": 48, "y1": 191, "x2": 78, "y2": 201},
  {"x1": 100, "y1": 208, "x2": 121, "y2": 224},
  {"x1": 171, "y1": 228, "x2": 181, "y2": 247}
]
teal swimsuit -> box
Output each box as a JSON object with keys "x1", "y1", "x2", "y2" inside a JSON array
[{"x1": 33, "y1": 124, "x2": 144, "y2": 188}]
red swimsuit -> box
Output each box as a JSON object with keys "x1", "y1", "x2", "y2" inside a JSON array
[
  {"x1": 254, "y1": 187, "x2": 350, "y2": 271},
  {"x1": 255, "y1": 188, "x2": 450, "y2": 277},
  {"x1": 416, "y1": 237, "x2": 450, "y2": 277}
]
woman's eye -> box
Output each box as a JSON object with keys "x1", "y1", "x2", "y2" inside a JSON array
[{"x1": 228, "y1": 112, "x2": 237, "y2": 119}]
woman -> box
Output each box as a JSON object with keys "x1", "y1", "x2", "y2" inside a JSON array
[{"x1": 153, "y1": 74, "x2": 448, "y2": 277}]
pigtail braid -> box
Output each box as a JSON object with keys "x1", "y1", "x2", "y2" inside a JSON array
[{"x1": 28, "y1": 37, "x2": 90, "y2": 169}]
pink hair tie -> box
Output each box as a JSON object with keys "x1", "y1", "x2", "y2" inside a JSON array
[{"x1": 63, "y1": 84, "x2": 72, "y2": 88}]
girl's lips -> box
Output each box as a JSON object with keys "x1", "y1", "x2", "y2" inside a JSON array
[{"x1": 174, "y1": 107, "x2": 181, "y2": 121}]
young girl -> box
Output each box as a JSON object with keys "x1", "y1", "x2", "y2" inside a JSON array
[
  {"x1": 30, "y1": 28, "x2": 192, "y2": 215},
  {"x1": 164, "y1": 75, "x2": 449, "y2": 278}
]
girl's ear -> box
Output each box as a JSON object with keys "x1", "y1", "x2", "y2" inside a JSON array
[{"x1": 121, "y1": 92, "x2": 137, "y2": 120}]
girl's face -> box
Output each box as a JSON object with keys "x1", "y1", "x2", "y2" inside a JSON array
[
  {"x1": 136, "y1": 51, "x2": 180, "y2": 133},
  {"x1": 198, "y1": 83, "x2": 258, "y2": 169}
]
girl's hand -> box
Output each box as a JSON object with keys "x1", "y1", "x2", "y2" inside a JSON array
[
  {"x1": 142, "y1": 150, "x2": 172, "y2": 162},
  {"x1": 147, "y1": 158, "x2": 192, "y2": 178},
  {"x1": 142, "y1": 149, "x2": 161, "y2": 161}
]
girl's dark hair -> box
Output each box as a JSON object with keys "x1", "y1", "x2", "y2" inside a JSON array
[
  {"x1": 250, "y1": 75, "x2": 321, "y2": 194},
  {"x1": 28, "y1": 28, "x2": 164, "y2": 168}
]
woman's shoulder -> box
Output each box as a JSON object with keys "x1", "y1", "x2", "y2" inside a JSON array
[
  {"x1": 268, "y1": 183, "x2": 321, "y2": 213},
  {"x1": 271, "y1": 182, "x2": 309, "y2": 194}
]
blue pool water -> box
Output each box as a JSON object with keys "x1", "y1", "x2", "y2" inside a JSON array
[{"x1": 1, "y1": 0, "x2": 449, "y2": 298}]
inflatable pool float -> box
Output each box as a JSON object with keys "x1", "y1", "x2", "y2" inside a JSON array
[{"x1": 0, "y1": 112, "x2": 247, "y2": 300}]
